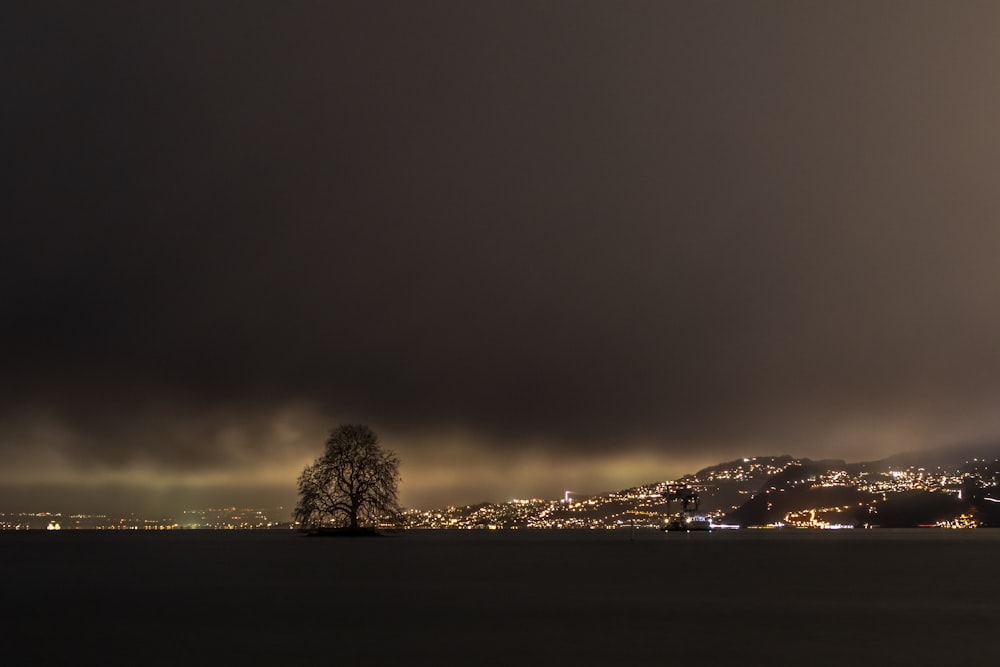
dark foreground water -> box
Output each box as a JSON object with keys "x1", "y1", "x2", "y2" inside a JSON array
[{"x1": 2, "y1": 528, "x2": 998, "y2": 666}]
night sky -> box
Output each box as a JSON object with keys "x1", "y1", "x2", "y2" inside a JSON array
[{"x1": 4, "y1": 2, "x2": 1000, "y2": 513}]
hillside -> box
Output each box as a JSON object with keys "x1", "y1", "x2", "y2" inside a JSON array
[{"x1": 399, "y1": 444, "x2": 1000, "y2": 529}]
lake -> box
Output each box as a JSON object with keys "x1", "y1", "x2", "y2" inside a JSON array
[{"x1": 2, "y1": 528, "x2": 997, "y2": 665}]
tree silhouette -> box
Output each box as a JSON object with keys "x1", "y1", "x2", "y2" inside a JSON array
[{"x1": 294, "y1": 424, "x2": 401, "y2": 531}]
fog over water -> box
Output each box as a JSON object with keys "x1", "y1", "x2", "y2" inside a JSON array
[{"x1": 5, "y1": 529, "x2": 998, "y2": 665}]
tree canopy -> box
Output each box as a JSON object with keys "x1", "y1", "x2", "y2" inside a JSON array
[{"x1": 294, "y1": 424, "x2": 401, "y2": 530}]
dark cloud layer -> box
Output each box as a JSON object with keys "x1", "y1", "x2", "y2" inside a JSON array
[{"x1": 4, "y1": 2, "x2": 1000, "y2": 510}]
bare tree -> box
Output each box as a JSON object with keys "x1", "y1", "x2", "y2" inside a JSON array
[{"x1": 294, "y1": 424, "x2": 401, "y2": 531}]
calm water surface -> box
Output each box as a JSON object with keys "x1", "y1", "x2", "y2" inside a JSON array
[{"x1": 2, "y1": 529, "x2": 997, "y2": 665}]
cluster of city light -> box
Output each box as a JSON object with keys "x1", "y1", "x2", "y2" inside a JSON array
[
  {"x1": 694, "y1": 457, "x2": 794, "y2": 483},
  {"x1": 783, "y1": 506, "x2": 859, "y2": 529},
  {"x1": 806, "y1": 461, "x2": 1000, "y2": 497},
  {"x1": 1, "y1": 508, "x2": 292, "y2": 530},
  {"x1": 179, "y1": 507, "x2": 290, "y2": 529},
  {"x1": 397, "y1": 491, "x2": 674, "y2": 529},
  {"x1": 815, "y1": 470, "x2": 852, "y2": 487},
  {"x1": 1, "y1": 511, "x2": 64, "y2": 530},
  {"x1": 743, "y1": 458, "x2": 1000, "y2": 529},
  {"x1": 852, "y1": 467, "x2": 965, "y2": 495},
  {"x1": 0, "y1": 512, "x2": 181, "y2": 530},
  {"x1": 935, "y1": 514, "x2": 980, "y2": 529}
]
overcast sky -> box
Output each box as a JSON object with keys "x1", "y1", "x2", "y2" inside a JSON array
[{"x1": 4, "y1": 2, "x2": 1000, "y2": 513}]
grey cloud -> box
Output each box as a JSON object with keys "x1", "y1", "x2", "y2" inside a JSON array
[{"x1": 3, "y1": 3, "x2": 1000, "y2": 509}]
